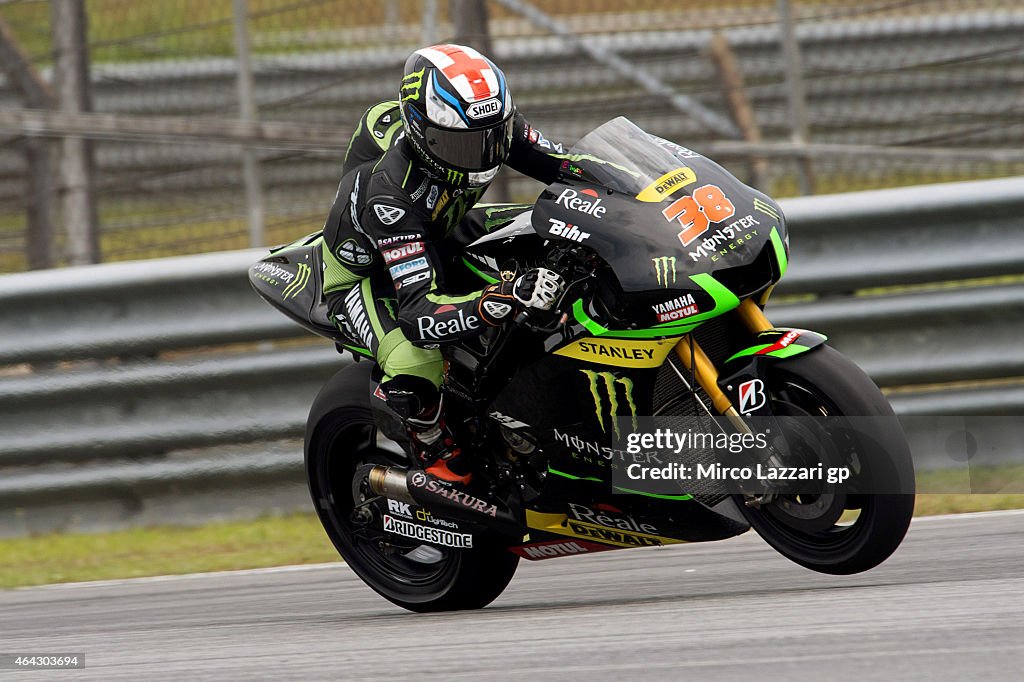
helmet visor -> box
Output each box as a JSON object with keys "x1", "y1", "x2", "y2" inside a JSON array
[{"x1": 422, "y1": 116, "x2": 514, "y2": 173}]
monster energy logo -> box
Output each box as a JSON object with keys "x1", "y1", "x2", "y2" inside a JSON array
[
  {"x1": 401, "y1": 68, "x2": 425, "y2": 102},
  {"x1": 652, "y1": 256, "x2": 677, "y2": 288},
  {"x1": 446, "y1": 169, "x2": 464, "y2": 184},
  {"x1": 753, "y1": 197, "x2": 780, "y2": 221},
  {"x1": 483, "y1": 204, "x2": 530, "y2": 230},
  {"x1": 378, "y1": 297, "x2": 396, "y2": 320},
  {"x1": 581, "y1": 370, "x2": 639, "y2": 439},
  {"x1": 283, "y1": 263, "x2": 310, "y2": 300},
  {"x1": 438, "y1": 186, "x2": 485, "y2": 232}
]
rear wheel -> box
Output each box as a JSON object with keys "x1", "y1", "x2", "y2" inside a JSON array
[
  {"x1": 739, "y1": 345, "x2": 915, "y2": 575},
  {"x1": 305, "y1": 363, "x2": 519, "y2": 612}
]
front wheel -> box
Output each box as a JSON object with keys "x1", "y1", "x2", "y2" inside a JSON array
[
  {"x1": 304, "y1": 363, "x2": 520, "y2": 612},
  {"x1": 739, "y1": 345, "x2": 915, "y2": 575}
]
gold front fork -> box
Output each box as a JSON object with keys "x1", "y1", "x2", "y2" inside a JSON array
[
  {"x1": 735, "y1": 298, "x2": 774, "y2": 334},
  {"x1": 673, "y1": 299, "x2": 775, "y2": 430}
]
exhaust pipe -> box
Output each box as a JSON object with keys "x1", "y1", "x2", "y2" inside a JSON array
[{"x1": 365, "y1": 465, "x2": 521, "y2": 532}]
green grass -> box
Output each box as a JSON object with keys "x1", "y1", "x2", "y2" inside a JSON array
[
  {"x1": 0, "y1": 513, "x2": 338, "y2": 590},
  {"x1": 2, "y1": 482, "x2": 1022, "y2": 590},
  {"x1": 916, "y1": 463, "x2": 1024, "y2": 495}
]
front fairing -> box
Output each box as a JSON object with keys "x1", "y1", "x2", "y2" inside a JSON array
[{"x1": 534, "y1": 118, "x2": 788, "y2": 299}]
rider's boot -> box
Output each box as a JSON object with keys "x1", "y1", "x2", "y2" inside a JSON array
[{"x1": 384, "y1": 376, "x2": 473, "y2": 486}]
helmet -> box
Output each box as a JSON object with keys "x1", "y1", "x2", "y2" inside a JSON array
[{"x1": 399, "y1": 44, "x2": 515, "y2": 187}]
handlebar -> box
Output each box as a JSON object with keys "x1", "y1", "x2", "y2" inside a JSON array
[{"x1": 513, "y1": 309, "x2": 532, "y2": 328}]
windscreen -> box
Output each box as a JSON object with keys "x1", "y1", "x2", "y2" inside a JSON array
[{"x1": 562, "y1": 117, "x2": 706, "y2": 195}]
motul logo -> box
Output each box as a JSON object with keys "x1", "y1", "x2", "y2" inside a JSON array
[
  {"x1": 755, "y1": 330, "x2": 802, "y2": 355},
  {"x1": 382, "y1": 242, "x2": 425, "y2": 264},
  {"x1": 652, "y1": 294, "x2": 699, "y2": 322},
  {"x1": 510, "y1": 538, "x2": 614, "y2": 560},
  {"x1": 777, "y1": 331, "x2": 800, "y2": 347},
  {"x1": 523, "y1": 541, "x2": 587, "y2": 559}
]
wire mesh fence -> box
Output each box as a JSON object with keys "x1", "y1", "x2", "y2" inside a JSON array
[{"x1": 0, "y1": 0, "x2": 1022, "y2": 272}]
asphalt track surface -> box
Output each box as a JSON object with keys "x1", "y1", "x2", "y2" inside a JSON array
[{"x1": 2, "y1": 511, "x2": 1022, "y2": 681}]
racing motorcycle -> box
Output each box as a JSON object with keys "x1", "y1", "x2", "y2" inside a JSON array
[{"x1": 249, "y1": 118, "x2": 915, "y2": 613}]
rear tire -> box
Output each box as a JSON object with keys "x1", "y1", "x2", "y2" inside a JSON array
[
  {"x1": 739, "y1": 345, "x2": 915, "y2": 575},
  {"x1": 305, "y1": 363, "x2": 519, "y2": 612}
]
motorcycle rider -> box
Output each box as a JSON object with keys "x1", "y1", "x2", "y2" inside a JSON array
[{"x1": 321, "y1": 44, "x2": 569, "y2": 487}]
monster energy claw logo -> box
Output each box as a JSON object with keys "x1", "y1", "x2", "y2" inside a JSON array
[
  {"x1": 401, "y1": 68, "x2": 425, "y2": 102},
  {"x1": 652, "y1": 256, "x2": 677, "y2": 288},
  {"x1": 753, "y1": 197, "x2": 780, "y2": 221},
  {"x1": 447, "y1": 170, "x2": 464, "y2": 184},
  {"x1": 581, "y1": 370, "x2": 639, "y2": 439},
  {"x1": 283, "y1": 263, "x2": 310, "y2": 300},
  {"x1": 378, "y1": 297, "x2": 397, "y2": 319}
]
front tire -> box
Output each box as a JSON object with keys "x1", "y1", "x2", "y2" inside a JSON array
[
  {"x1": 739, "y1": 345, "x2": 915, "y2": 575},
  {"x1": 304, "y1": 363, "x2": 519, "y2": 612}
]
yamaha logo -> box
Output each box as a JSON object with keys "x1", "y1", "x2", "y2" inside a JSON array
[{"x1": 466, "y1": 98, "x2": 501, "y2": 119}]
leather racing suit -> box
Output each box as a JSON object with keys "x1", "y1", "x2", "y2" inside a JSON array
[{"x1": 321, "y1": 100, "x2": 567, "y2": 417}]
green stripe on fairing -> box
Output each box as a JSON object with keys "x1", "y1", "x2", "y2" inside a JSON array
[
  {"x1": 572, "y1": 272, "x2": 740, "y2": 339},
  {"x1": 612, "y1": 486, "x2": 693, "y2": 501},
  {"x1": 547, "y1": 467, "x2": 603, "y2": 482},
  {"x1": 765, "y1": 343, "x2": 812, "y2": 359},
  {"x1": 461, "y1": 257, "x2": 500, "y2": 284},
  {"x1": 769, "y1": 226, "x2": 788, "y2": 278},
  {"x1": 725, "y1": 343, "x2": 773, "y2": 362},
  {"x1": 726, "y1": 342, "x2": 813, "y2": 363}
]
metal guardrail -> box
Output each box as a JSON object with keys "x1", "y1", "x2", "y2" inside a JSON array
[
  {"x1": 1, "y1": 176, "x2": 1022, "y2": 535},
  {"x1": 773, "y1": 176, "x2": 1024, "y2": 295}
]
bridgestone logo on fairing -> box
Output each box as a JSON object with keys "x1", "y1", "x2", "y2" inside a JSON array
[{"x1": 383, "y1": 515, "x2": 472, "y2": 548}]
